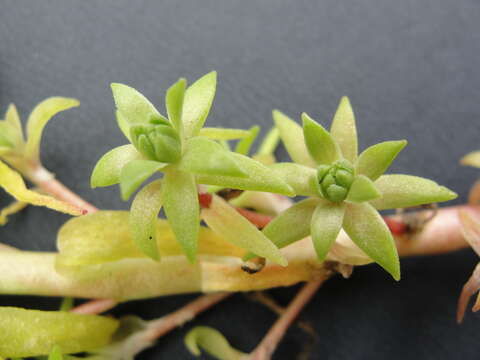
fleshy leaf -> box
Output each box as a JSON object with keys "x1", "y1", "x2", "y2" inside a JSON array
[
  {"x1": 0, "y1": 123, "x2": 17, "y2": 149},
  {"x1": 269, "y1": 163, "x2": 319, "y2": 196},
  {"x1": 116, "y1": 111, "x2": 132, "y2": 141},
  {"x1": 0, "y1": 199, "x2": 28, "y2": 226},
  {"x1": 346, "y1": 175, "x2": 381, "y2": 203},
  {"x1": 91, "y1": 145, "x2": 143, "y2": 188},
  {"x1": 302, "y1": 112, "x2": 341, "y2": 165},
  {"x1": 130, "y1": 179, "x2": 162, "y2": 260},
  {"x1": 25, "y1": 97, "x2": 80, "y2": 162},
  {"x1": 182, "y1": 71, "x2": 217, "y2": 138},
  {"x1": 0, "y1": 307, "x2": 118, "y2": 358},
  {"x1": 459, "y1": 210, "x2": 480, "y2": 257},
  {"x1": 185, "y1": 326, "x2": 246, "y2": 360},
  {"x1": 59, "y1": 297, "x2": 74, "y2": 312},
  {"x1": 111, "y1": 83, "x2": 164, "y2": 124},
  {"x1": 256, "y1": 127, "x2": 280, "y2": 157},
  {"x1": 235, "y1": 125, "x2": 259, "y2": 155},
  {"x1": 202, "y1": 195, "x2": 287, "y2": 266},
  {"x1": 162, "y1": 169, "x2": 199, "y2": 262},
  {"x1": 5, "y1": 104, "x2": 24, "y2": 145},
  {"x1": 119, "y1": 160, "x2": 166, "y2": 200},
  {"x1": 196, "y1": 153, "x2": 294, "y2": 196},
  {"x1": 370, "y1": 175, "x2": 457, "y2": 210},
  {"x1": 198, "y1": 127, "x2": 250, "y2": 140},
  {"x1": 355, "y1": 140, "x2": 407, "y2": 181},
  {"x1": 343, "y1": 202, "x2": 400, "y2": 280},
  {"x1": 48, "y1": 345, "x2": 62, "y2": 360},
  {"x1": 311, "y1": 201, "x2": 345, "y2": 261},
  {"x1": 165, "y1": 78, "x2": 186, "y2": 134},
  {"x1": 179, "y1": 137, "x2": 246, "y2": 177},
  {"x1": 273, "y1": 110, "x2": 316, "y2": 167},
  {"x1": 0, "y1": 160, "x2": 82, "y2": 216},
  {"x1": 330, "y1": 97, "x2": 358, "y2": 163},
  {"x1": 461, "y1": 151, "x2": 480, "y2": 168}
]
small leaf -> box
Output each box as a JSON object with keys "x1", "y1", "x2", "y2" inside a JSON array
[
  {"x1": 59, "y1": 297, "x2": 74, "y2": 312},
  {"x1": 165, "y1": 78, "x2": 186, "y2": 134},
  {"x1": 330, "y1": 97, "x2": 358, "y2": 163},
  {"x1": 179, "y1": 137, "x2": 247, "y2": 177},
  {"x1": 302, "y1": 112, "x2": 341, "y2": 165},
  {"x1": 457, "y1": 263, "x2": 480, "y2": 324},
  {"x1": 196, "y1": 153, "x2": 295, "y2": 196},
  {"x1": 355, "y1": 140, "x2": 407, "y2": 181},
  {"x1": 111, "y1": 83, "x2": 164, "y2": 124},
  {"x1": 0, "y1": 160, "x2": 82, "y2": 216},
  {"x1": 346, "y1": 175, "x2": 381, "y2": 203},
  {"x1": 119, "y1": 160, "x2": 166, "y2": 200},
  {"x1": 91, "y1": 145, "x2": 143, "y2": 188},
  {"x1": 25, "y1": 97, "x2": 80, "y2": 162},
  {"x1": 459, "y1": 210, "x2": 480, "y2": 257},
  {"x1": 0, "y1": 122, "x2": 18, "y2": 149},
  {"x1": 256, "y1": 127, "x2": 280, "y2": 157},
  {"x1": 116, "y1": 111, "x2": 132, "y2": 141},
  {"x1": 182, "y1": 71, "x2": 217, "y2": 138},
  {"x1": 5, "y1": 104, "x2": 24, "y2": 144},
  {"x1": 48, "y1": 345, "x2": 62, "y2": 360},
  {"x1": 311, "y1": 201, "x2": 345, "y2": 261},
  {"x1": 130, "y1": 179, "x2": 162, "y2": 260},
  {"x1": 185, "y1": 326, "x2": 246, "y2": 360},
  {"x1": 370, "y1": 175, "x2": 457, "y2": 210},
  {"x1": 0, "y1": 199, "x2": 28, "y2": 226},
  {"x1": 273, "y1": 110, "x2": 316, "y2": 167},
  {"x1": 199, "y1": 127, "x2": 250, "y2": 140},
  {"x1": 461, "y1": 151, "x2": 480, "y2": 168},
  {"x1": 202, "y1": 195, "x2": 287, "y2": 265},
  {"x1": 162, "y1": 169, "x2": 199, "y2": 262},
  {"x1": 269, "y1": 163, "x2": 319, "y2": 196},
  {"x1": 235, "y1": 125, "x2": 260, "y2": 155},
  {"x1": 343, "y1": 202, "x2": 400, "y2": 280}
]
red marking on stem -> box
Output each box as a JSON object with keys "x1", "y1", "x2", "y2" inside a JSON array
[
  {"x1": 384, "y1": 217, "x2": 407, "y2": 235},
  {"x1": 198, "y1": 193, "x2": 213, "y2": 208}
]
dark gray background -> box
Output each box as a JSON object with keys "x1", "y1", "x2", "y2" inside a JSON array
[{"x1": 1, "y1": 1, "x2": 480, "y2": 359}]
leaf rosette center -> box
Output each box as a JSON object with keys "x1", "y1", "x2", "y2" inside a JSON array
[{"x1": 317, "y1": 160, "x2": 354, "y2": 202}]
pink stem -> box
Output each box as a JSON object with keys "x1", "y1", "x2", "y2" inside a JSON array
[{"x1": 71, "y1": 298, "x2": 118, "y2": 315}]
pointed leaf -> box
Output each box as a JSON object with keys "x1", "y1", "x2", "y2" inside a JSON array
[
  {"x1": 370, "y1": 174, "x2": 457, "y2": 210},
  {"x1": 461, "y1": 151, "x2": 480, "y2": 168},
  {"x1": 302, "y1": 112, "x2": 341, "y2": 165},
  {"x1": 130, "y1": 179, "x2": 162, "y2": 260},
  {"x1": 196, "y1": 153, "x2": 294, "y2": 196},
  {"x1": 25, "y1": 97, "x2": 80, "y2": 162},
  {"x1": 0, "y1": 161, "x2": 82, "y2": 216},
  {"x1": 330, "y1": 97, "x2": 358, "y2": 162},
  {"x1": 199, "y1": 127, "x2": 250, "y2": 140},
  {"x1": 166, "y1": 78, "x2": 186, "y2": 134},
  {"x1": 185, "y1": 326, "x2": 246, "y2": 360},
  {"x1": 355, "y1": 140, "x2": 407, "y2": 181},
  {"x1": 269, "y1": 162, "x2": 319, "y2": 196},
  {"x1": 116, "y1": 110, "x2": 132, "y2": 141},
  {"x1": 119, "y1": 160, "x2": 166, "y2": 200},
  {"x1": 343, "y1": 202, "x2": 400, "y2": 280},
  {"x1": 235, "y1": 125, "x2": 259, "y2": 155},
  {"x1": 162, "y1": 169, "x2": 199, "y2": 262},
  {"x1": 457, "y1": 262, "x2": 480, "y2": 324},
  {"x1": 5, "y1": 104, "x2": 24, "y2": 144},
  {"x1": 91, "y1": 145, "x2": 143, "y2": 188},
  {"x1": 346, "y1": 175, "x2": 381, "y2": 203},
  {"x1": 202, "y1": 195, "x2": 287, "y2": 265},
  {"x1": 311, "y1": 202, "x2": 345, "y2": 261},
  {"x1": 179, "y1": 137, "x2": 246, "y2": 177},
  {"x1": 256, "y1": 127, "x2": 280, "y2": 157},
  {"x1": 273, "y1": 110, "x2": 316, "y2": 167},
  {"x1": 459, "y1": 210, "x2": 480, "y2": 257},
  {"x1": 0, "y1": 122, "x2": 18, "y2": 149},
  {"x1": 182, "y1": 71, "x2": 217, "y2": 138}
]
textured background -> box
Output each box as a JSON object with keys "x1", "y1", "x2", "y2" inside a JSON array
[{"x1": 1, "y1": 1, "x2": 480, "y2": 359}]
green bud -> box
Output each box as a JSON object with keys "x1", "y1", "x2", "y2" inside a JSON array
[
  {"x1": 130, "y1": 123, "x2": 181, "y2": 163},
  {"x1": 317, "y1": 160, "x2": 355, "y2": 202}
]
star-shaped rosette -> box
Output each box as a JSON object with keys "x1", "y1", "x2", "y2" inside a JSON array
[{"x1": 263, "y1": 97, "x2": 457, "y2": 280}]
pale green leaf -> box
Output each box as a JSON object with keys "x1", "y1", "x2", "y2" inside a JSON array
[
  {"x1": 59, "y1": 297, "x2": 74, "y2": 312},
  {"x1": 48, "y1": 345, "x2": 62, "y2": 360},
  {"x1": 0, "y1": 199, "x2": 28, "y2": 226},
  {"x1": 25, "y1": 97, "x2": 80, "y2": 162},
  {"x1": 0, "y1": 122, "x2": 17, "y2": 149},
  {"x1": 119, "y1": 160, "x2": 166, "y2": 200},
  {"x1": 5, "y1": 104, "x2": 24, "y2": 143},
  {"x1": 0, "y1": 307, "x2": 118, "y2": 358},
  {"x1": 165, "y1": 78, "x2": 186, "y2": 134},
  {"x1": 185, "y1": 326, "x2": 246, "y2": 360},
  {"x1": 179, "y1": 137, "x2": 246, "y2": 177},
  {"x1": 370, "y1": 174, "x2": 457, "y2": 210},
  {"x1": 199, "y1": 127, "x2": 250, "y2": 140},
  {"x1": 269, "y1": 162, "x2": 319, "y2": 196},
  {"x1": 343, "y1": 202, "x2": 400, "y2": 280},
  {"x1": 130, "y1": 179, "x2": 162, "y2": 260},
  {"x1": 116, "y1": 111, "x2": 132, "y2": 141},
  {"x1": 182, "y1": 71, "x2": 217, "y2": 138},
  {"x1": 162, "y1": 169, "x2": 199, "y2": 262},
  {"x1": 196, "y1": 153, "x2": 295, "y2": 196},
  {"x1": 256, "y1": 127, "x2": 280, "y2": 157},
  {"x1": 0, "y1": 160, "x2": 82, "y2": 216},
  {"x1": 355, "y1": 140, "x2": 407, "y2": 181},
  {"x1": 346, "y1": 175, "x2": 381, "y2": 203},
  {"x1": 91, "y1": 145, "x2": 143, "y2": 188},
  {"x1": 202, "y1": 195, "x2": 287, "y2": 265},
  {"x1": 273, "y1": 110, "x2": 316, "y2": 167},
  {"x1": 330, "y1": 96, "x2": 357, "y2": 163},
  {"x1": 461, "y1": 151, "x2": 480, "y2": 168},
  {"x1": 0, "y1": 146, "x2": 12, "y2": 156},
  {"x1": 311, "y1": 201, "x2": 345, "y2": 261},
  {"x1": 302, "y1": 112, "x2": 341, "y2": 165},
  {"x1": 235, "y1": 125, "x2": 259, "y2": 155}
]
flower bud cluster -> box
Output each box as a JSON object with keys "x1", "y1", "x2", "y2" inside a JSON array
[{"x1": 317, "y1": 160, "x2": 354, "y2": 202}]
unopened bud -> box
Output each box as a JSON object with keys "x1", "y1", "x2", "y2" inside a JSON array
[{"x1": 317, "y1": 160, "x2": 354, "y2": 202}]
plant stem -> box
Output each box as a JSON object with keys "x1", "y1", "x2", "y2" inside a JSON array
[{"x1": 71, "y1": 298, "x2": 118, "y2": 315}]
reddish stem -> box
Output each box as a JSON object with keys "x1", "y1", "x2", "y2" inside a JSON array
[{"x1": 71, "y1": 298, "x2": 118, "y2": 315}]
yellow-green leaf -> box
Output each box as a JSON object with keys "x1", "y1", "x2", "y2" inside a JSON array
[
  {"x1": 165, "y1": 78, "x2": 186, "y2": 134},
  {"x1": 461, "y1": 151, "x2": 480, "y2": 168},
  {"x1": 199, "y1": 127, "x2": 251, "y2": 140},
  {"x1": 330, "y1": 97, "x2": 358, "y2": 163},
  {"x1": 311, "y1": 201, "x2": 345, "y2": 261},
  {"x1": 269, "y1": 162, "x2": 319, "y2": 196},
  {"x1": 119, "y1": 160, "x2": 166, "y2": 200},
  {"x1": 302, "y1": 112, "x2": 341, "y2": 165},
  {"x1": 5, "y1": 104, "x2": 24, "y2": 145},
  {"x1": 116, "y1": 110, "x2": 132, "y2": 141},
  {"x1": 346, "y1": 175, "x2": 381, "y2": 203},
  {"x1": 48, "y1": 345, "x2": 62, "y2": 360},
  {"x1": 185, "y1": 326, "x2": 246, "y2": 360},
  {"x1": 235, "y1": 125, "x2": 260, "y2": 155}
]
